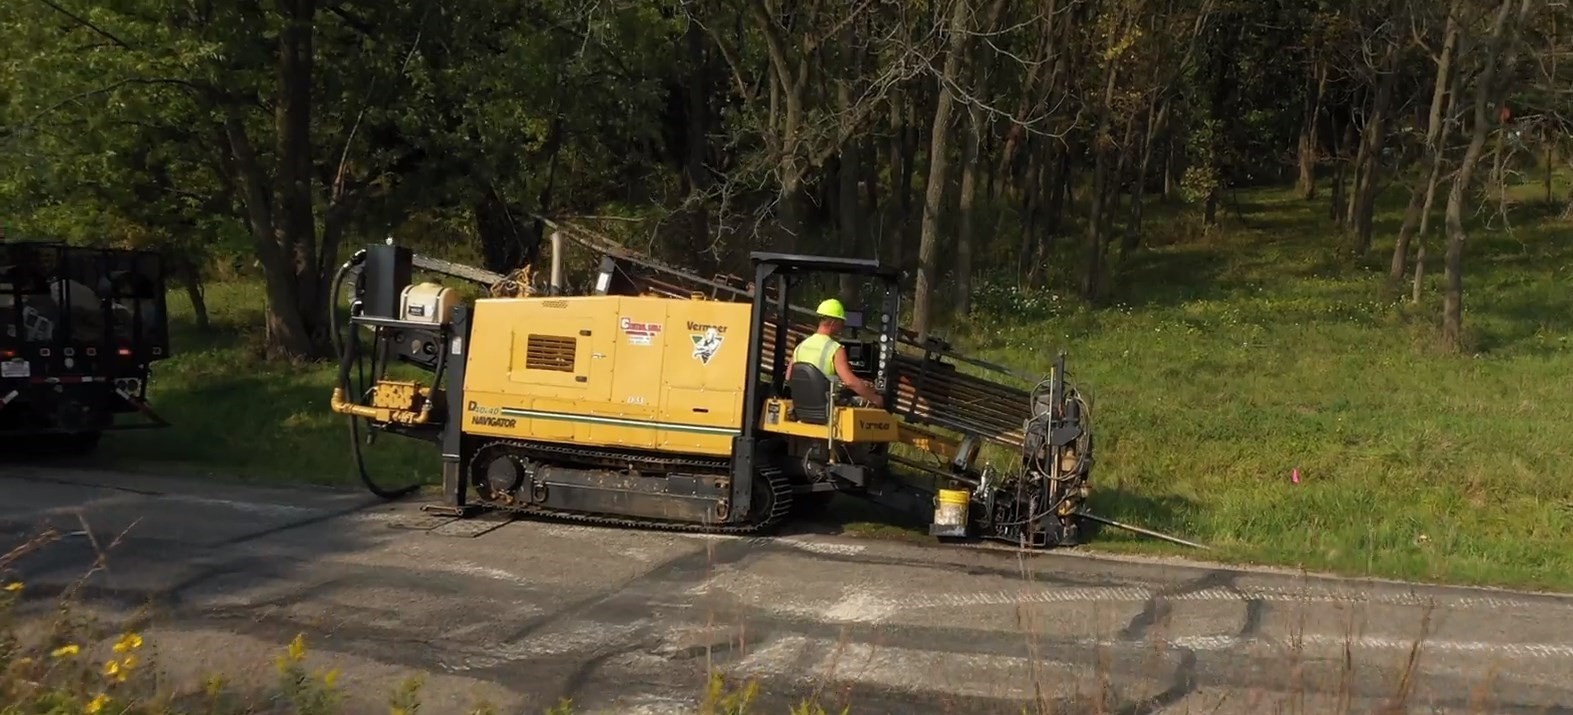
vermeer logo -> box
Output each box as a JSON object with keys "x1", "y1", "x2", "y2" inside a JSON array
[
  {"x1": 691, "y1": 328, "x2": 723, "y2": 364},
  {"x1": 686, "y1": 321, "x2": 728, "y2": 333}
]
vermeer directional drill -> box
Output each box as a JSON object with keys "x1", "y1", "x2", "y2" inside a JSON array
[{"x1": 328, "y1": 239, "x2": 1096, "y2": 548}]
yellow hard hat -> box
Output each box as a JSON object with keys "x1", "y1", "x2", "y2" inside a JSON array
[{"x1": 815, "y1": 298, "x2": 846, "y2": 320}]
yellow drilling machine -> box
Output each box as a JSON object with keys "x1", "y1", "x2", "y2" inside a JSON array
[{"x1": 327, "y1": 237, "x2": 1098, "y2": 547}]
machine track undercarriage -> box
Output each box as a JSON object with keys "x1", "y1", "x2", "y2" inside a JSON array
[{"x1": 465, "y1": 437, "x2": 794, "y2": 535}]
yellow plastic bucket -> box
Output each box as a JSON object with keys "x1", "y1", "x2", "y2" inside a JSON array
[
  {"x1": 934, "y1": 488, "x2": 970, "y2": 528},
  {"x1": 938, "y1": 489, "x2": 970, "y2": 506}
]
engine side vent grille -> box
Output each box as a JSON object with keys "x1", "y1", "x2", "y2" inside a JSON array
[{"x1": 525, "y1": 334, "x2": 576, "y2": 372}]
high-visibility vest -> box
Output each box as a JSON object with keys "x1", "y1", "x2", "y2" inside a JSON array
[{"x1": 792, "y1": 333, "x2": 841, "y2": 377}]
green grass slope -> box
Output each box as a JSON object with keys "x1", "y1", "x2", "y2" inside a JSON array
[
  {"x1": 956, "y1": 183, "x2": 1573, "y2": 590},
  {"x1": 95, "y1": 281, "x2": 440, "y2": 486},
  {"x1": 87, "y1": 180, "x2": 1573, "y2": 592}
]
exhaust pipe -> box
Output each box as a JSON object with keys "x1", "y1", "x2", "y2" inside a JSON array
[{"x1": 550, "y1": 231, "x2": 565, "y2": 294}]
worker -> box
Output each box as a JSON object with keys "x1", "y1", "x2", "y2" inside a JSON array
[{"x1": 789, "y1": 298, "x2": 885, "y2": 409}]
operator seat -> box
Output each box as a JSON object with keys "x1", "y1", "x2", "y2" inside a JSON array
[{"x1": 788, "y1": 362, "x2": 834, "y2": 425}]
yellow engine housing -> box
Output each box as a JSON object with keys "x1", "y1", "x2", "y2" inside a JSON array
[{"x1": 460, "y1": 295, "x2": 753, "y2": 456}]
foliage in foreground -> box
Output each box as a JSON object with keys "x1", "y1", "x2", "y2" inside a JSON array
[{"x1": 0, "y1": 580, "x2": 847, "y2": 715}]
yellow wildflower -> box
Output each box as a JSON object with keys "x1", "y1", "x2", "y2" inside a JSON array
[
  {"x1": 85, "y1": 693, "x2": 111, "y2": 714},
  {"x1": 3, "y1": 582, "x2": 21, "y2": 592},
  {"x1": 51, "y1": 644, "x2": 80, "y2": 658},
  {"x1": 102, "y1": 659, "x2": 128, "y2": 683},
  {"x1": 112, "y1": 632, "x2": 143, "y2": 653},
  {"x1": 121, "y1": 654, "x2": 138, "y2": 669},
  {"x1": 287, "y1": 633, "x2": 307, "y2": 662},
  {"x1": 323, "y1": 668, "x2": 341, "y2": 687}
]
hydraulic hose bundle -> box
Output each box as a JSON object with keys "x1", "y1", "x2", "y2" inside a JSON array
[{"x1": 329, "y1": 251, "x2": 422, "y2": 500}]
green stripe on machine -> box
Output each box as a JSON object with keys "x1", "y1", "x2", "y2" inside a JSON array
[{"x1": 498, "y1": 408, "x2": 740, "y2": 435}]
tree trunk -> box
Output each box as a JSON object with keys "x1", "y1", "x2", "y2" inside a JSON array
[
  {"x1": 951, "y1": 0, "x2": 1006, "y2": 315},
  {"x1": 1417, "y1": 65, "x2": 1466, "y2": 304},
  {"x1": 1443, "y1": 0, "x2": 1532, "y2": 349},
  {"x1": 1046, "y1": 144, "x2": 1072, "y2": 237},
  {"x1": 1353, "y1": 43, "x2": 1402, "y2": 256},
  {"x1": 1017, "y1": 141, "x2": 1042, "y2": 287},
  {"x1": 1124, "y1": 99, "x2": 1167, "y2": 256},
  {"x1": 837, "y1": 84, "x2": 862, "y2": 299},
  {"x1": 1297, "y1": 59, "x2": 1328, "y2": 199},
  {"x1": 684, "y1": 19, "x2": 710, "y2": 197},
  {"x1": 956, "y1": 103, "x2": 980, "y2": 316},
  {"x1": 684, "y1": 17, "x2": 712, "y2": 258},
  {"x1": 175, "y1": 255, "x2": 211, "y2": 333},
  {"x1": 1110, "y1": 108, "x2": 1138, "y2": 245},
  {"x1": 1202, "y1": 14, "x2": 1241, "y2": 227},
  {"x1": 888, "y1": 90, "x2": 916, "y2": 272},
  {"x1": 912, "y1": 0, "x2": 972, "y2": 338},
  {"x1": 1391, "y1": 0, "x2": 1460, "y2": 284},
  {"x1": 750, "y1": 3, "x2": 810, "y2": 252},
  {"x1": 1546, "y1": 126, "x2": 1556, "y2": 204},
  {"x1": 1083, "y1": 58, "x2": 1121, "y2": 302},
  {"x1": 1548, "y1": 11, "x2": 1559, "y2": 205},
  {"x1": 993, "y1": 0, "x2": 1057, "y2": 188},
  {"x1": 862, "y1": 135, "x2": 880, "y2": 248},
  {"x1": 1491, "y1": 124, "x2": 1508, "y2": 208},
  {"x1": 273, "y1": 0, "x2": 322, "y2": 359},
  {"x1": 1163, "y1": 139, "x2": 1175, "y2": 199},
  {"x1": 775, "y1": 170, "x2": 803, "y2": 251},
  {"x1": 1330, "y1": 120, "x2": 1355, "y2": 224}
]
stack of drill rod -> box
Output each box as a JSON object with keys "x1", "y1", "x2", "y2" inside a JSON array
[
  {"x1": 584, "y1": 251, "x2": 1037, "y2": 449},
  {"x1": 757, "y1": 321, "x2": 1031, "y2": 448}
]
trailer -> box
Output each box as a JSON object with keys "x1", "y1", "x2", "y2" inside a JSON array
[{"x1": 0, "y1": 240, "x2": 171, "y2": 453}]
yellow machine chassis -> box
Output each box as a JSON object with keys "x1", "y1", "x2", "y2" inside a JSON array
[{"x1": 758, "y1": 398, "x2": 900, "y2": 442}]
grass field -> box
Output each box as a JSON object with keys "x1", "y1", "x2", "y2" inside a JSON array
[
  {"x1": 84, "y1": 178, "x2": 1573, "y2": 593},
  {"x1": 92, "y1": 280, "x2": 442, "y2": 486}
]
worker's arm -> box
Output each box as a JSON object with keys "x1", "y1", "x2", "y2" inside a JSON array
[{"x1": 833, "y1": 348, "x2": 885, "y2": 409}]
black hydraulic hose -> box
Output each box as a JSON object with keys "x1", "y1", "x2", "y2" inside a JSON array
[{"x1": 329, "y1": 253, "x2": 420, "y2": 500}]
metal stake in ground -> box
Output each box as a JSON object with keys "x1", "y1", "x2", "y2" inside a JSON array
[{"x1": 1075, "y1": 511, "x2": 1210, "y2": 550}]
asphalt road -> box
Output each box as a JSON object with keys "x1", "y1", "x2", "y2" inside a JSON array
[{"x1": 2, "y1": 465, "x2": 1572, "y2": 715}]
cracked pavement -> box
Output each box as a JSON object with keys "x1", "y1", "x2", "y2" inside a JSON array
[{"x1": 2, "y1": 465, "x2": 1572, "y2": 714}]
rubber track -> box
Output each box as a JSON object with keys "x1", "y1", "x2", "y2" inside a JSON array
[{"x1": 466, "y1": 438, "x2": 794, "y2": 535}]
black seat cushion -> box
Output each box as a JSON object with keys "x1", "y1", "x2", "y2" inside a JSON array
[{"x1": 788, "y1": 362, "x2": 833, "y2": 424}]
